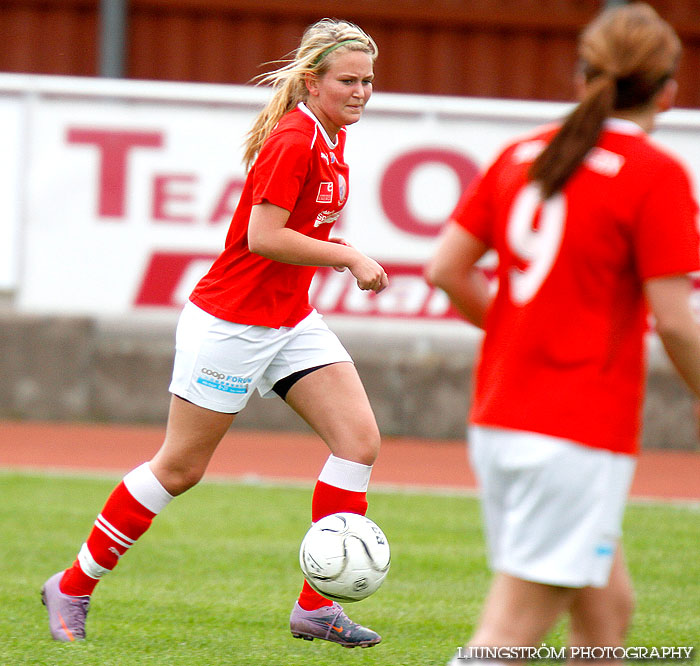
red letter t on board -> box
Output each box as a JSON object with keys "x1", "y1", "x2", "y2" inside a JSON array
[{"x1": 67, "y1": 129, "x2": 163, "y2": 218}]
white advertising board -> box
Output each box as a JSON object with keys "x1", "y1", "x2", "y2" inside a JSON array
[
  {"x1": 4, "y1": 74, "x2": 700, "y2": 321},
  {"x1": 0, "y1": 94, "x2": 23, "y2": 291}
]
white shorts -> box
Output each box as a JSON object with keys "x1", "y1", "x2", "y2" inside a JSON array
[
  {"x1": 169, "y1": 302, "x2": 352, "y2": 413},
  {"x1": 468, "y1": 425, "x2": 636, "y2": 588}
]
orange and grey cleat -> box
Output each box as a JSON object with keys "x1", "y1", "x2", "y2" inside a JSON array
[
  {"x1": 290, "y1": 601, "x2": 381, "y2": 648},
  {"x1": 41, "y1": 572, "x2": 90, "y2": 642}
]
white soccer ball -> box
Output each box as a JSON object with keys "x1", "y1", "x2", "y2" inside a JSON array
[{"x1": 299, "y1": 512, "x2": 391, "y2": 603}]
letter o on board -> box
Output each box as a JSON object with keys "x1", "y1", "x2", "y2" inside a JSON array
[{"x1": 380, "y1": 148, "x2": 479, "y2": 237}]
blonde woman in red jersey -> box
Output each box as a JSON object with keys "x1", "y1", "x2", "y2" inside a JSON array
[
  {"x1": 426, "y1": 5, "x2": 700, "y2": 664},
  {"x1": 41, "y1": 19, "x2": 388, "y2": 648}
]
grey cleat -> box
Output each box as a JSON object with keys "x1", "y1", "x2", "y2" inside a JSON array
[
  {"x1": 290, "y1": 601, "x2": 381, "y2": 648},
  {"x1": 41, "y1": 572, "x2": 90, "y2": 642}
]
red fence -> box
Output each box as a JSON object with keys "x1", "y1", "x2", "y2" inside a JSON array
[{"x1": 3, "y1": 0, "x2": 700, "y2": 107}]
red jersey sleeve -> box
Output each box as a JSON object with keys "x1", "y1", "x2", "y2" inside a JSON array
[
  {"x1": 451, "y1": 160, "x2": 501, "y2": 247},
  {"x1": 634, "y1": 159, "x2": 700, "y2": 279},
  {"x1": 252, "y1": 129, "x2": 311, "y2": 212}
]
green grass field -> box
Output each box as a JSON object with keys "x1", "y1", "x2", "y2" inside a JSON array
[{"x1": 1, "y1": 472, "x2": 698, "y2": 665}]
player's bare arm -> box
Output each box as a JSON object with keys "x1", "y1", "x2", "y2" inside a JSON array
[
  {"x1": 248, "y1": 202, "x2": 388, "y2": 293},
  {"x1": 328, "y1": 237, "x2": 352, "y2": 272},
  {"x1": 425, "y1": 221, "x2": 490, "y2": 329},
  {"x1": 645, "y1": 275, "x2": 700, "y2": 397}
]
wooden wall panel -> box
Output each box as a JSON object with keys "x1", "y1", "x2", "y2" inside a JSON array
[
  {"x1": 1, "y1": 0, "x2": 698, "y2": 107},
  {"x1": 679, "y1": 42, "x2": 700, "y2": 108},
  {"x1": 2, "y1": 1, "x2": 97, "y2": 76}
]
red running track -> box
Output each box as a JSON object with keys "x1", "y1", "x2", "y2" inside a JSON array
[{"x1": 0, "y1": 420, "x2": 698, "y2": 501}]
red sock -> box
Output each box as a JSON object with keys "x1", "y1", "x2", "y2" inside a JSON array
[
  {"x1": 297, "y1": 480, "x2": 368, "y2": 611},
  {"x1": 60, "y1": 481, "x2": 156, "y2": 596}
]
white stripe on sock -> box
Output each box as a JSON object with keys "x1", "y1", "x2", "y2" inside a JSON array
[
  {"x1": 96, "y1": 514, "x2": 136, "y2": 545},
  {"x1": 77, "y1": 542, "x2": 111, "y2": 579},
  {"x1": 93, "y1": 518, "x2": 133, "y2": 549}
]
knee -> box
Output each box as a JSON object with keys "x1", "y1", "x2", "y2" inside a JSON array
[
  {"x1": 151, "y1": 462, "x2": 204, "y2": 496},
  {"x1": 570, "y1": 583, "x2": 635, "y2": 647},
  {"x1": 616, "y1": 584, "x2": 635, "y2": 636},
  {"x1": 330, "y1": 420, "x2": 381, "y2": 467},
  {"x1": 173, "y1": 469, "x2": 205, "y2": 495},
  {"x1": 357, "y1": 441, "x2": 380, "y2": 466},
  {"x1": 353, "y1": 425, "x2": 381, "y2": 466},
  {"x1": 606, "y1": 576, "x2": 635, "y2": 641}
]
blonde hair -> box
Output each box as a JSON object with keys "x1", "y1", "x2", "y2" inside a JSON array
[
  {"x1": 242, "y1": 18, "x2": 378, "y2": 170},
  {"x1": 529, "y1": 2, "x2": 681, "y2": 198}
]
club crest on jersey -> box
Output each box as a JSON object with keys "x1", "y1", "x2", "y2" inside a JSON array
[
  {"x1": 338, "y1": 174, "x2": 347, "y2": 204},
  {"x1": 316, "y1": 182, "x2": 333, "y2": 203}
]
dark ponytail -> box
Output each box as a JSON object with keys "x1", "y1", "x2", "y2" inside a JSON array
[
  {"x1": 529, "y1": 2, "x2": 680, "y2": 199},
  {"x1": 530, "y1": 75, "x2": 615, "y2": 199}
]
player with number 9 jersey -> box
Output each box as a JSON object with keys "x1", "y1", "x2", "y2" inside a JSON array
[
  {"x1": 451, "y1": 119, "x2": 700, "y2": 455},
  {"x1": 428, "y1": 6, "x2": 700, "y2": 663}
]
